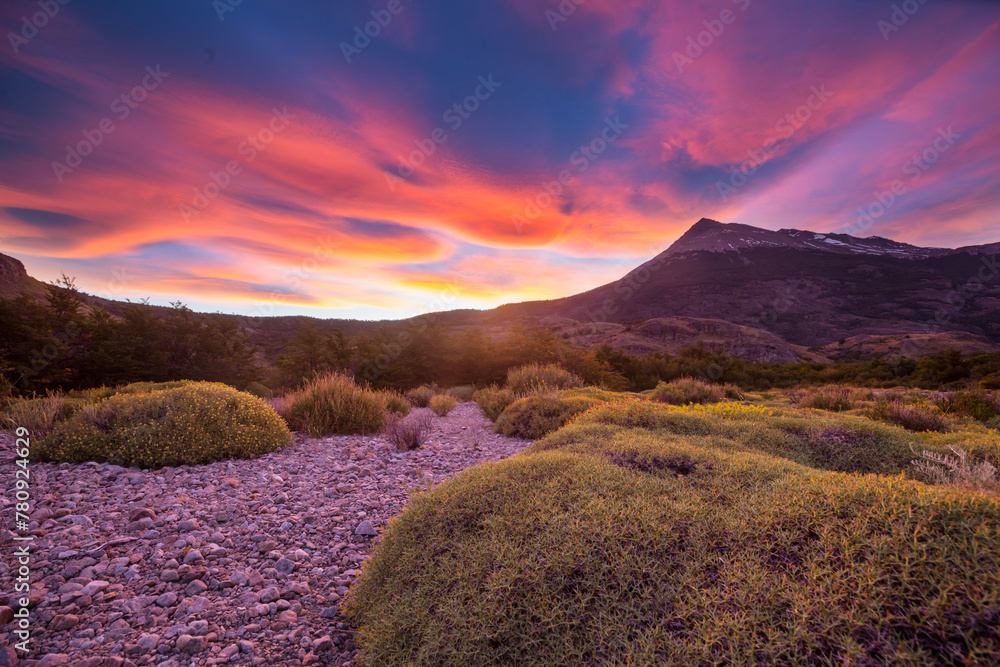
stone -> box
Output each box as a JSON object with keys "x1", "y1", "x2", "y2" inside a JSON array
[
  {"x1": 355, "y1": 520, "x2": 377, "y2": 536},
  {"x1": 176, "y1": 634, "x2": 207, "y2": 654},
  {"x1": 183, "y1": 549, "x2": 204, "y2": 564},
  {"x1": 275, "y1": 557, "x2": 296, "y2": 574},
  {"x1": 177, "y1": 519, "x2": 200, "y2": 533},
  {"x1": 160, "y1": 569, "x2": 179, "y2": 582},
  {"x1": 49, "y1": 614, "x2": 80, "y2": 631},
  {"x1": 185, "y1": 580, "x2": 208, "y2": 596},
  {"x1": 259, "y1": 587, "x2": 280, "y2": 603}
]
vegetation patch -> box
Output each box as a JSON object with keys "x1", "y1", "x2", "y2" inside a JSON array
[
  {"x1": 384, "y1": 411, "x2": 432, "y2": 451},
  {"x1": 650, "y1": 377, "x2": 742, "y2": 405},
  {"x1": 377, "y1": 389, "x2": 411, "y2": 416},
  {"x1": 493, "y1": 394, "x2": 598, "y2": 440},
  {"x1": 473, "y1": 385, "x2": 516, "y2": 421},
  {"x1": 281, "y1": 372, "x2": 387, "y2": 436},
  {"x1": 31, "y1": 382, "x2": 290, "y2": 468},
  {"x1": 429, "y1": 394, "x2": 458, "y2": 417},
  {"x1": 606, "y1": 450, "x2": 707, "y2": 477},
  {"x1": 405, "y1": 385, "x2": 437, "y2": 408},
  {"x1": 505, "y1": 363, "x2": 584, "y2": 397},
  {"x1": 936, "y1": 390, "x2": 999, "y2": 423},
  {"x1": 344, "y1": 418, "x2": 1000, "y2": 666},
  {"x1": 792, "y1": 385, "x2": 872, "y2": 412},
  {"x1": 867, "y1": 399, "x2": 947, "y2": 432}
]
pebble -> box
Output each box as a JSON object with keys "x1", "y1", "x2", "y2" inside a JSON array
[{"x1": 0, "y1": 403, "x2": 529, "y2": 665}]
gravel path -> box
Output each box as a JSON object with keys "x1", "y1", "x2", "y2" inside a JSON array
[{"x1": 0, "y1": 403, "x2": 530, "y2": 666}]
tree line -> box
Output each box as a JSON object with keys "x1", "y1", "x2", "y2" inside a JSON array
[{"x1": 2, "y1": 278, "x2": 998, "y2": 399}]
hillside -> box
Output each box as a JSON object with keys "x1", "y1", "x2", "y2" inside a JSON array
[{"x1": 3, "y1": 218, "x2": 998, "y2": 363}]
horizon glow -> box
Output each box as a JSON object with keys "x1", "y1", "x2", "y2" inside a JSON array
[{"x1": 1, "y1": 0, "x2": 999, "y2": 319}]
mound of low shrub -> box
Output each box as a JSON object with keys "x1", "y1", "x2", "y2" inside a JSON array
[
  {"x1": 384, "y1": 412, "x2": 432, "y2": 451},
  {"x1": 282, "y1": 372, "x2": 387, "y2": 436},
  {"x1": 793, "y1": 385, "x2": 872, "y2": 412},
  {"x1": 506, "y1": 363, "x2": 583, "y2": 397},
  {"x1": 430, "y1": 394, "x2": 458, "y2": 417},
  {"x1": 405, "y1": 385, "x2": 437, "y2": 408},
  {"x1": 936, "y1": 390, "x2": 999, "y2": 423},
  {"x1": 650, "y1": 377, "x2": 741, "y2": 405},
  {"x1": 868, "y1": 399, "x2": 947, "y2": 432},
  {"x1": 493, "y1": 394, "x2": 598, "y2": 440},
  {"x1": 473, "y1": 385, "x2": 516, "y2": 421},
  {"x1": 32, "y1": 383, "x2": 291, "y2": 468},
  {"x1": 344, "y1": 425, "x2": 1000, "y2": 665},
  {"x1": 378, "y1": 389, "x2": 411, "y2": 416}
]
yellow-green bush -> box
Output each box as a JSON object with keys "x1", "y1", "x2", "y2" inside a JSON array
[
  {"x1": 32, "y1": 382, "x2": 290, "y2": 468},
  {"x1": 282, "y1": 372, "x2": 386, "y2": 436},
  {"x1": 473, "y1": 385, "x2": 516, "y2": 421},
  {"x1": 792, "y1": 385, "x2": 873, "y2": 412},
  {"x1": 650, "y1": 377, "x2": 742, "y2": 405},
  {"x1": 378, "y1": 389, "x2": 412, "y2": 416},
  {"x1": 405, "y1": 385, "x2": 437, "y2": 408},
  {"x1": 429, "y1": 394, "x2": 458, "y2": 417},
  {"x1": 505, "y1": 363, "x2": 583, "y2": 397},
  {"x1": 345, "y1": 403, "x2": 1000, "y2": 666},
  {"x1": 493, "y1": 394, "x2": 598, "y2": 440}
]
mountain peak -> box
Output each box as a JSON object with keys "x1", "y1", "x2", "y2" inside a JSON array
[{"x1": 660, "y1": 218, "x2": 977, "y2": 260}]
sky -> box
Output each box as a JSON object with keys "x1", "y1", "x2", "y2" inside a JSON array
[{"x1": 1, "y1": 0, "x2": 999, "y2": 320}]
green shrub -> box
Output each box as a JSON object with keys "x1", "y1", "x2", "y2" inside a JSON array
[
  {"x1": 1, "y1": 394, "x2": 72, "y2": 437},
  {"x1": 430, "y1": 394, "x2": 458, "y2": 417},
  {"x1": 493, "y1": 395, "x2": 597, "y2": 440},
  {"x1": 446, "y1": 385, "x2": 477, "y2": 402},
  {"x1": 936, "y1": 390, "x2": 999, "y2": 422},
  {"x1": 406, "y1": 385, "x2": 437, "y2": 408},
  {"x1": 282, "y1": 372, "x2": 387, "y2": 436},
  {"x1": 793, "y1": 385, "x2": 871, "y2": 412},
  {"x1": 473, "y1": 385, "x2": 516, "y2": 421},
  {"x1": 650, "y1": 377, "x2": 741, "y2": 405},
  {"x1": 505, "y1": 364, "x2": 583, "y2": 397},
  {"x1": 32, "y1": 383, "x2": 290, "y2": 468},
  {"x1": 378, "y1": 389, "x2": 412, "y2": 416},
  {"x1": 867, "y1": 399, "x2": 946, "y2": 432},
  {"x1": 344, "y1": 429, "x2": 1000, "y2": 666}
]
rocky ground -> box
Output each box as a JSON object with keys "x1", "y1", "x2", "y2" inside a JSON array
[{"x1": 0, "y1": 403, "x2": 530, "y2": 666}]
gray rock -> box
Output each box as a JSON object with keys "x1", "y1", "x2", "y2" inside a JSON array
[{"x1": 355, "y1": 520, "x2": 377, "y2": 536}]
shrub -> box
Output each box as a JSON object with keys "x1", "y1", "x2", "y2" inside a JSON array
[
  {"x1": 32, "y1": 383, "x2": 291, "y2": 468},
  {"x1": 406, "y1": 385, "x2": 437, "y2": 408},
  {"x1": 1, "y1": 394, "x2": 71, "y2": 437},
  {"x1": 282, "y1": 372, "x2": 387, "y2": 436},
  {"x1": 474, "y1": 385, "x2": 516, "y2": 421},
  {"x1": 493, "y1": 395, "x2": 597, "y2": 440},
  {"x1": 936, "y1": 390, "x2": 999, "y2": 422},
  {"x1": 446, "y1": 385, "x2": 477, "y2": 402},
  {"x1": 344, "y1": 427, "x2": 1000, "y2": 665},
  {"x1": 867, "y1": 399, "x2": 946, "y2": 432},
  {"x1": 912, "y1": 445, "x2": 999, "y2": 493},
  {"x1": 430, "y1": 394, "x2": 458, "y2": 417},
  {"x1": 378, "y1": 390, "x2": 412, "y2": 416},
  {"x1": 384, "y1": 412, "x2": 433, "y2": 451},
  {"x1": 793, "y1": 385, "x2": 863, "y2": 412},
  {"x1": 650, "y1": 377, "x2": 739, "y2": 405},
  {"x1": 505, "y1": 364, "x2": 583, "y2": 397}
]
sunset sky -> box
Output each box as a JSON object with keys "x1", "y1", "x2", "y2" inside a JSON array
[{"x1": 1, "y1": 0, "x2": 999, "y2": 319}]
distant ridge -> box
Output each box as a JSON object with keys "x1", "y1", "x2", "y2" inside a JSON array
[{"x1": 2, "y1": 217, "x2": 998, "y2": 362}]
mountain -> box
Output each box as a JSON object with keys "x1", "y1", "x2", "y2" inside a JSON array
[
  {"x1": 492, "y1": 218, "x2": 1000, "y2": 358},
  {"x1": 3, "y1": 218, "x2": 998, "y2": 362}
]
